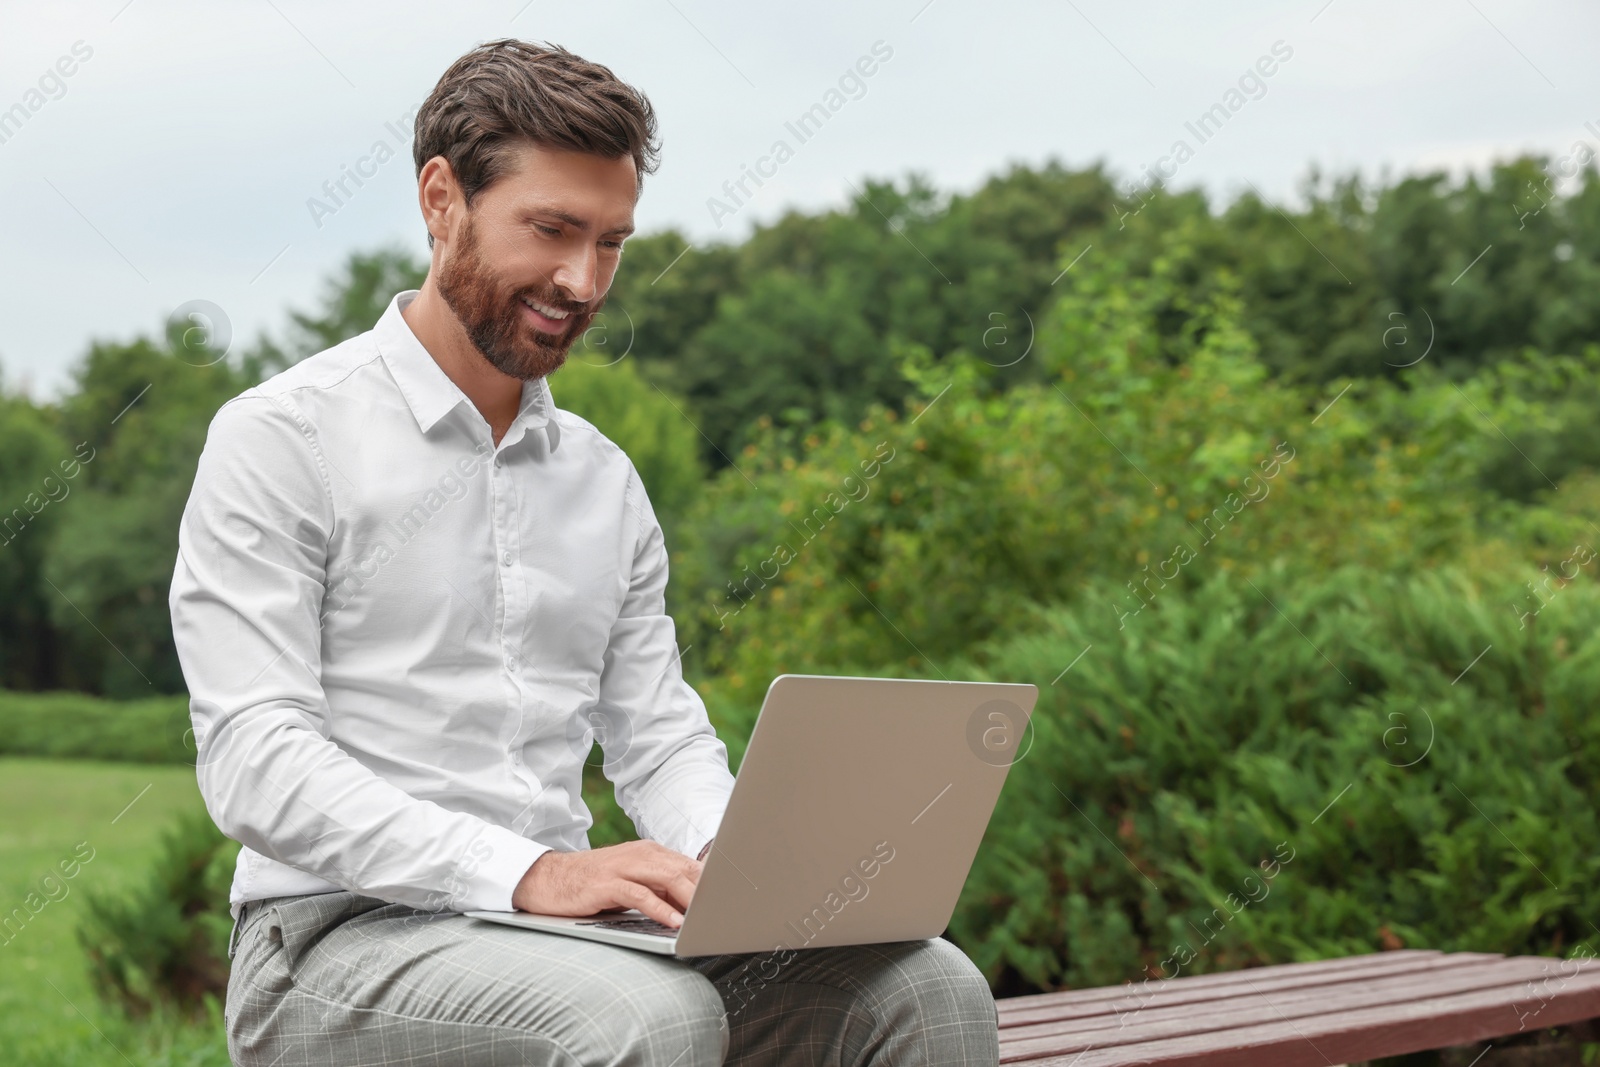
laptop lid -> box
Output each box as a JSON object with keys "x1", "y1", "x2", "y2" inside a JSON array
[{"x1": 673, "y1": 674, "x2": 1038, "y2": 957}]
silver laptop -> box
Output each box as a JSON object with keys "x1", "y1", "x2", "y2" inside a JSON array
[{"x1": 466, "y1": 673, "x2": 1038, "y2": 957}]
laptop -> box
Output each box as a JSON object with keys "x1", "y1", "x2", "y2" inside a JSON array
[{"x1": 466, "y1": 673, "x2": 1038, "y2": 957}]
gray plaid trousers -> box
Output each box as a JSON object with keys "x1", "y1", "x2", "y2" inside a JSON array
[{"x1": 225, "y1": 892, "x2": 1000, "y2": 1066}]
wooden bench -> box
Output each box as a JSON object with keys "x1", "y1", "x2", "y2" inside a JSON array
[{"x1": 996, "y1": 949, "x2": 1600, "y2": 1065}]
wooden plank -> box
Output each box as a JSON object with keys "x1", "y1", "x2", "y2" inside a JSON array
[
  {"x1": 998, "y1": 950, "x2": 1441, "y2": 1013},
  {"x1": 1003, "y1": 960, "x2": 1600, "y2": 1067},
  {"x1": 999, "y1": 952, "x2": 1499, "y2": 1029},
  {"x1": 1000, "y1": 956, "x2": 1546, "y2": 1056}
]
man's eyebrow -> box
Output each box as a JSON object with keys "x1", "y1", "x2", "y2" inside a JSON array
[{"x1": 524, "y1": 207, "x2": 634, "y2": 237}]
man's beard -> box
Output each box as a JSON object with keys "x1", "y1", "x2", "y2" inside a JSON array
[{"x1": 434, "y1": 213, "x2": 603, "y2": 381}]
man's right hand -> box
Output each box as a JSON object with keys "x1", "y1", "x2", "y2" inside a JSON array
[{"x1": 511, "y1": 840, "x2": 703, "y2": 928}]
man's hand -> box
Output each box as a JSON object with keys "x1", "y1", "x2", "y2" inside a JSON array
[{"x1": 512, "y1": 840, "x2": 704, "y2": 928}]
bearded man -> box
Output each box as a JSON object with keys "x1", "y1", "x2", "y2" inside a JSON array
[{"x1": 170, "y1": 38, "x2": 998, "y2": 1067}]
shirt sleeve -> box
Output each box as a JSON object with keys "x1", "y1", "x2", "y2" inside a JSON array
[
  {"x1": 596, "y1": 465, "x2": 737, "y2": 859},
  {"x1": 169, "y1": 393, "x2": 546, "y2": 912}
]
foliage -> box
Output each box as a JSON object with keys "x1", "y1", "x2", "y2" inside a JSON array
[
  {"x1": 77, "y1": 809, "x2": 238, "y2": 1018},
  {"x1": 670, "y1": 230, "x2": 1600, "y2": 732},
  {"x1": 242, "y1": 244, "x2": 428, "y2": 375},
  {"x1": 0, "y1": 690, "x2": 191, "y2": 763},
  {"x1": 949, "y1": 564, "x2": 1600, "y2": 993},
  {"x1": 624, "y1": 165, "x2": 1119, "y2": 463},
  {"x1": 45, "y1": 327, "x2": 251, "y2": 696},
  {"x1": 549, "y1": 349, "x2": 705, "y2": 539},
  {"x1": 1059, "y1": 156, "x2": 1600, "y2": 385},
  {"x1": 0, "y1": 394, "x2": 72, "y2": 689},
  {"x1": 592, "y1": 155, "x2": 1600, "y2": 466},
  {"x1": 6, "y1": 159, "x2": 1600, "y2": 692},
  {"x1": 9, "y1": 155, "x2": 1600, "y2": 1039},
  {"x1": 0, "y1": 245, "x2": 708, "y2": 694},
  {"x1": 0, "y1": 759, "x2": 231, "y2": 1066}
]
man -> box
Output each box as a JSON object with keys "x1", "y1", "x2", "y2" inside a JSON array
[{"x1": 170, "y1": 38, "x2": 999, "y2": 1066}]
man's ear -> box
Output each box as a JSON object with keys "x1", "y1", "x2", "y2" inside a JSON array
[{"x1": 418, "y1": 155, "x2": 463, "y2": 249}]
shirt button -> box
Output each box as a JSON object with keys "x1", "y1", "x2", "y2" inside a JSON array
[
  {"x1": 502, "y1": 551, "x2": 512, "y2": 567},
  {"x1": 494, "y1": 456, "x2": 503, "y2": 469}
]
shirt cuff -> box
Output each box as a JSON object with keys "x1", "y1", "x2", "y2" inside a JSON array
[
  {"x1": 687, "y1": 820, "x2": 722, "y2": 862},
  {"x1": 452, "y1": 824, "x2": 550, "y2": 913}
]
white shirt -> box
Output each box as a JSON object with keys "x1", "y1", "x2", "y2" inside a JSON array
[{"x1": 169, "y1": 289, "x2": 735, "y2": 915}]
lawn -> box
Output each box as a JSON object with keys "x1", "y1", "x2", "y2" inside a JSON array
[
  {"x1": 0, "y1": 745, "x2": 646, "y2": 1066},
  {"x1": 0, "y1": 758, "x2": 230, "y2": 1065}
]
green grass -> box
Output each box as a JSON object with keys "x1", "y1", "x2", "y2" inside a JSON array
[
  {"x1": 0, "y1": 750, "x2": 637, "y2": 1066},
  {"x1": 0, "y1": 749, "x2": 749, "y2": 1064},
  {"x1": 0, "y1": 758, "x2": 229, "y2": 1065}
]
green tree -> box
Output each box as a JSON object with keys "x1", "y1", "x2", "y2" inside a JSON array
[
  {"x1": 0, "y1": 393, "x2": 72, "y2": 688},
  {"x1": 47, "y1": 325, "x2": 250, "y2": 695},
  {"x1": 243, "y1": 245, "x2": 428, "y2": 375},
  {"x1": 672, "y1": 222, "x2": 1599, "y2": 737},
  {"x1": 547, "y1": 347, "x2": 705, "y2": 540}
]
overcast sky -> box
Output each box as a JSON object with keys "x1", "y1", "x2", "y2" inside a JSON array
[{"x1": 3, "y1": 0, "x2": 1597, "y2": 398}]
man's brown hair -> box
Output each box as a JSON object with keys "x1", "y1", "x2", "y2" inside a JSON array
[{"x1": 413, "y1": 39, "x2": 660, "y2": 247}]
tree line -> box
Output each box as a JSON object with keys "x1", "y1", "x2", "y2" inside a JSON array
[{"x1": 1, "y1": 153, "x2": 1597, "y2": 697}]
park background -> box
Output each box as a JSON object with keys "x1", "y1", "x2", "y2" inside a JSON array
[{"x1": 6, "y1": 2, "x2": 1600, "y2": 1064}]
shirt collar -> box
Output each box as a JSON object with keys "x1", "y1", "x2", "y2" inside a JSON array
[{"x1": 375, "y1": 289, "x2": 561, "y2": 453}]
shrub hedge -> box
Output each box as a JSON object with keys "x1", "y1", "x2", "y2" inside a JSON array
[
  {"x1": 0, "y1": 691, "x2": 191, "y2": 764},
  {"x1": 20, "y1": 561, "x2": 1600, "y2": 1003},
  {"x1": 949, "y1": 562, "x2": 1600, "y2": 994},
  {"x1": 77, "y1": 808, "x2": 238, "y2": 1017}
]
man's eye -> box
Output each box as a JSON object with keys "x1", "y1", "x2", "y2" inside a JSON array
[
  {"x1": 600, "y1": 240, "x2": 624, "y2": 250},
  {"x1": 535, "y1": 224, "x2": 561, "y2": 236}
]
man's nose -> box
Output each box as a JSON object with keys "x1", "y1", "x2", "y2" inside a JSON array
[{"x1": 551, "y1": 248, "x2": 598, "y2": 304}]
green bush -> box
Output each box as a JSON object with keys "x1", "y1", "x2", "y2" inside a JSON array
[
  {"x1": 949, "y1": 563, "x2": 1600, "y2": 993},
  {"x1": 0, "y1": 690, "x2": 191, "y2": 763},
  {"x1": 0, "y1": 394, "x2": 74, "y2": 691},
  {"x1": 547, "y1": 348, "x2": 706, "y2": 542},
  {"x1": 672, "y1": 232, "x2": 1600, "y2": 732},
  {"x1": 77, "y1": 809, "x2": 238, "y2": 1018},
  {"x1": 48, "y1": 331, "x2": 252, "y2": 697}
]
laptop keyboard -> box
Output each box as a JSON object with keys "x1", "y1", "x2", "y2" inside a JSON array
[{"x1": 574, "y1": 917, "x2": 680, "y2": 938}]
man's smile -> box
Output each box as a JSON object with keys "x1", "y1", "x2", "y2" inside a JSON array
[{"x1": 521, "y1": 295, "x2": 572, "y2": 334}]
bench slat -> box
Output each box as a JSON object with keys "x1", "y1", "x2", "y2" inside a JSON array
[
  {"x1": 999, "y1": 952, "x2": 1500, "y2": 1028},
  {"x1": 997, "y1": 950, "x2": 1442, "y2": 1012},
  {"x1": 1000, "y1": 958, "x2": 1600, "y2": 1067},
  {"x1": 1000, "y1": 956, "x2": 1553, "y2": 1057}
]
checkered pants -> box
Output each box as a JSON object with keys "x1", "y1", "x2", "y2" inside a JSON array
[{"x1": 225, "y1": 892, "x2": 1000, "y2": 1065}]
